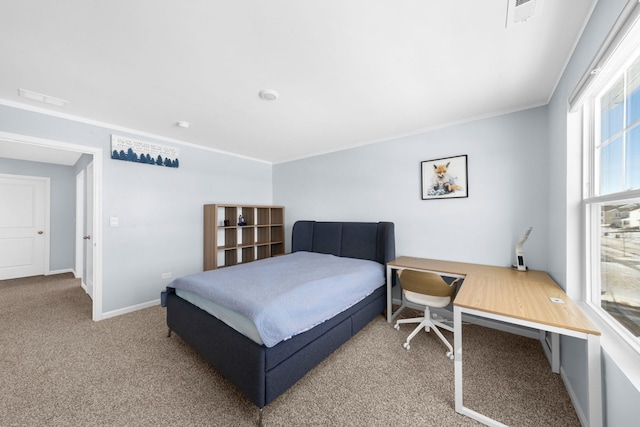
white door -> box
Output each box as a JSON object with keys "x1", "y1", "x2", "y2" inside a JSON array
[
  {"x1": 0, "y1": 175, "x2": 48, "y2": 280},
  {"x1": 85, "y1": 162, "x2": 94, "y2": 298}
]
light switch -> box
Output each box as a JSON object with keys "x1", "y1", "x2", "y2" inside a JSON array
[{"x1": 110, "y1": 216, "x2": 119, "y2": 227}]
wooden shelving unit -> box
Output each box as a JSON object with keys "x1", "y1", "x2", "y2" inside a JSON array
[{"x1": 204, "y1": 204, "x2": 285, "y2": 270}]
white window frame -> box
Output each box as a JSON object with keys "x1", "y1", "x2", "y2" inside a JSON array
[{"x1": 581, "y1": 17, "x2": 640, "y2": 355}]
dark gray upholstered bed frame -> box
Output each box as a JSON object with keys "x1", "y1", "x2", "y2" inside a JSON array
[{"x1": 163, "y1": 220, "x2": 395, "y2": 416}]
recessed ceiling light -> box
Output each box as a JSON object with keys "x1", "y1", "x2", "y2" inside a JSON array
[
  {"x1": 18, "y1": 88, "x2": 68, "y2": 107},
  {"x1": 176, "y1": 121, "x2": 190, "y2": 128},
  {"x1": 259, "y1": 89, "x2": 279, "y2": 101}
]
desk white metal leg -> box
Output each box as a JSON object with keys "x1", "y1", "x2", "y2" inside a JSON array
[
  {"x1": 454, "y1": 305, "x2": 602, "y2": 427},
  {"x1": 454, "y1": 306, "x2": 463, "y2": 412},
  {"x1": 453, "y1": 306, "x2": 511, "y2": 427},
  {"x1": 386, "y1": 265, "x2": 407, "y2": 323}
]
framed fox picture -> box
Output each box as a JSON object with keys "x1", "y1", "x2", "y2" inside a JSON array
[{"x1": 421, "y1": 155, "x2": 468, "y2": 200}]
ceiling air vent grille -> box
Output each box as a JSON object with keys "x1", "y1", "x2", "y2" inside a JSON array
[{"x1": 506, "y1": 0, "x2": 540, "y2": 28}]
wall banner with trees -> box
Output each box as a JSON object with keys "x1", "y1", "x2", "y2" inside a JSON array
[{"x1": 110, "y1": 134, "x2": 180, "y2": 168}]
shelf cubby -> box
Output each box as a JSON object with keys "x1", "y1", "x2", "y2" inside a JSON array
[{"x1": 204, "y1": 204, "x2": 285, "y2": 270}]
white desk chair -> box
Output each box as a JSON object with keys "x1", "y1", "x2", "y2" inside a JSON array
[{"x1": 394, "y1": 269, "x2": 460, "y2": 359}]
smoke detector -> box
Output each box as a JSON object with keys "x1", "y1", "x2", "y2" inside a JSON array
[
  {"x1": 506, "y1": 0, "x2": 541, "y2": 28},
  {"x1": 259, "y1": 89, "x2": 279, "y2": 101}
]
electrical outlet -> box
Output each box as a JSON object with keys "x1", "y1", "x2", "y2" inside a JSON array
[{"x1": 161, "y1": 272, "x2": 172, "y2": 279}]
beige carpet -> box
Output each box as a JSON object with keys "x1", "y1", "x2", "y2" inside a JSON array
[{"x1": 0, "y1": 273, "x2": 580, "y2": 426}]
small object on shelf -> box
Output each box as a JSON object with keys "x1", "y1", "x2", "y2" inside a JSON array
[
  {"x1": 223, "y1": 219, "x2": 230, "y2": 226},
  {"x1": 238, "y1": 215, "x2": 247, "y2": 226}
]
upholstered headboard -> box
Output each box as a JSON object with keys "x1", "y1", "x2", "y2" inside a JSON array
[{"x1": 291, "y1": 221, "x2": 395, "y2": 265}]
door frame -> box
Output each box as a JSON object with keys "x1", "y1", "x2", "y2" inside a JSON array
[
  {"x1": 85, "y1": 161, "x2": 94, "y2": 299},
  {"x1": 75, "y1": 169, "x2": 84, "y2": 283},
  {"x1": 0, "y1": 131, "x2": 104, "y2": 321}
]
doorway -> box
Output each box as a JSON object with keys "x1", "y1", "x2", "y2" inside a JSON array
[{"x1": 0, "y1": 131, "x2": 103, "y2": 320}]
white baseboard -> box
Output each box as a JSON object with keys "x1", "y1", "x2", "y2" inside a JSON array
[
  {"x1": 101, "y1": 299, "x2": 160, "y2": 320},
  {"x1": 46, "y1": 268, "x2": 74, "y2": 276},
  {"x1": 561, "y1": 366, "x2": 588, "y2": 427}
]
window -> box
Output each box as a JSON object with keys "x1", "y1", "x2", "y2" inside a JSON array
[
  {"x1": 583, "y1": 16, "x2": 640, "y2": 348},
  {"x1": 592, "y1": 202, "x2": 640, "y2": 339},
  {"x1": 597, "y1": 57, "x2": 640, "y2": 196}
]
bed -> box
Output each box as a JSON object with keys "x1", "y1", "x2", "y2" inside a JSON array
[{"x1": 161, "y1": 220, "x2": 395, "y2": 420}]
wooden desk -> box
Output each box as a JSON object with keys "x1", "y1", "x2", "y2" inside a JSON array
[{"x1": 386, "y1": 256, "x2": 602, "y2": 427}]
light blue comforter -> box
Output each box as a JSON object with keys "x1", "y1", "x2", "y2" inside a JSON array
[{"x1": 167, "y1": 251, "x2": 385, "y2": 347}]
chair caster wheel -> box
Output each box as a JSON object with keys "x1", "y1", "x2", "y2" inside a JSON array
[
  {"x1": 394, "y1": 324, "x2": 400, "y2": 331},
  {"x1": 446, "y1": 351, "x2": 454, "y2": 360},
  {"x1": 403, "y1": 342, "x2": 410, "y2": 350}
]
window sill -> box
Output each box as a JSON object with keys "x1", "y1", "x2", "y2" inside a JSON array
[{"x1": 578, "y1": 302, "x2": 640, "y2": 392}]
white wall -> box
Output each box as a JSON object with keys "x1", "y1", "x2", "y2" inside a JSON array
[
  {"x1": 274, "y1": 106, "x2": 549, "y2": 271},
  {"x1": 0, "y1": 104, "x2": 273, "y2": 315}
]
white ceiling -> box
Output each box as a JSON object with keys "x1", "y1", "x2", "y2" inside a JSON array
[{"x1": 0, "y1": 0, "x2": 596, "y2": 164}]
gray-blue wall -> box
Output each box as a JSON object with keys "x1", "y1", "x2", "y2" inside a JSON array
[
  {"x1": 274, "y1": 106, "x2": 549, "y2": 271},
  {"x1": 0, "y1": 157, "x2": 75, "y2": 272}
]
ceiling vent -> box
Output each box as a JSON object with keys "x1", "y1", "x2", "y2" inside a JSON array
[
  {"x1": 18, "y1": 88, "x2": 68, "y2": 107},
  {"x1": 506, "y1": 0, "x2": 540, "y2": 28}
]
